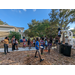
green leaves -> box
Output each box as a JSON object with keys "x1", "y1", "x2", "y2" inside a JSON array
[
  {"x1": 0, "y1": 19, "x2": 8, "y2": 25},
  {"x1": 8, "y1": 31, "x2": 21, "y2": 42},
  {"x1": 49, "y1": 9, "x2": 75, "y2": 30}
]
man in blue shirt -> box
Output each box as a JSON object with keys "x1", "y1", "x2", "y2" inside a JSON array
[{"x1": 35, "y1": 38, "x2": 44, "y2": 62}]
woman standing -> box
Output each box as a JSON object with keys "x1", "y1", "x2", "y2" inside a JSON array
[
  {"x1": 15, "y1": 39, "x2": 19, "y2": 50},
  {"x1": 11, "y1": 36, "x2": 16, "y2": 51},
  {"x1": 4, "y1": 37, "x2": 10, "y2": 55}
]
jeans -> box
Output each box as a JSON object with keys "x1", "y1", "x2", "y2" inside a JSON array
[{"x1": 4, "y1": 44, "x2": 8, "y2": 54}]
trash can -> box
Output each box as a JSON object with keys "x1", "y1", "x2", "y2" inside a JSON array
[{"x1": 63, "y1": 44, "x2": 72, "y2": 57}]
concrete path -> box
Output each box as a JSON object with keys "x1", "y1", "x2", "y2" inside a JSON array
[
  {"x1": 0, "y1": 47, "x2": 56, "y2": 52},
  {"x1": 0, "y1": 47, "x2": 36, "y2": 52}
]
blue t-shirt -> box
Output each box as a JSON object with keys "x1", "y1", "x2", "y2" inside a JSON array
[
  {"x1": 35, "y1": 41, "x2": 39, "y2": 50},
  {"x1": 45, "y1": 40, "x2": 48, "y2": 45}
]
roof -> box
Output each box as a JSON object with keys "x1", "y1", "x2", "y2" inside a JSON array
[
  {"x1": 16, "y1": 27, "x2": 24, "y2": 29},
  {"x1": 0, "y1": 25, "x2": 24, "y2": 30},
  {"x1": 0, "y1": 25, "x2": 15, "y2": 28}
]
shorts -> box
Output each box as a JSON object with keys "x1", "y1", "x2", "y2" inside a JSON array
[
  {"x1": 45, "y1": 45, "x2": 48, "y2": 47},
  {"x1": 36, "y1": 49, "x2": 40, "y2": 52},
  {"x1": 58, "y1": 35, "x2": 61, "y2": 37},
  {"x1": 16, "y1": 44, "x2": 18, "y2": 46},
  {"x1": 23, "y1": 45, "x2": 25, "y2": 46}
]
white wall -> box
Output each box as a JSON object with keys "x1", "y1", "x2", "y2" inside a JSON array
[{"x1": 0, "y1": 28, "x2": 15, "y2": 32}]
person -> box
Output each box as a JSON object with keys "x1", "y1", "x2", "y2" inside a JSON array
[
  {"x1": 4, "y1": 37, "x2": 10, "y2": 55},
  {"x1": 23, "y1": 37, "x2": 26, "y2": 48},
  {"x1": 55, "y1": 36, "x2": 59, "y2": 45},
  {"x1": 33, "y1": 38, "x2": 35, "y2": 47},
  {"x1": 35, "y1": 38, "x2": 44, "y2": 62},
  {"x1": 15, "y1": 39, "x2": 18, "y2": 50},
  {"x1": 48, "y1": 36, "x2": 53, "y2": 54},
  {"x1": 28, "y1": 38, "x2": 31, "y2": 50},
  {"x1": 58, "y1": 28, "x2": 61, "y2": 43},
  {"x1": 11, "y1": 35, "x2": 16, "y2": 51},
  {"x1": 45, "y1": 39, "x2": 48, "y2": 50},
  {"x1": 65, "y1": 36, "x2": 69, "y2": 45},
  {"x1": 44, "y1": 36, "x2": 47, "y2": 40},
  {"x1": 40, "y1": 38, "x2": 45, "y2": 54},
  {"x1": 42, "y1": 35, "x2": 44, "y2": 40}
]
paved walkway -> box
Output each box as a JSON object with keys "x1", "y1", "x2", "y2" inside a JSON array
[
  {"x1": 0, "y1": 47, "x2": 36, "y2": 52},
  {"x1": 0, "y1": 47, "x2": 57, "y2": 52}
]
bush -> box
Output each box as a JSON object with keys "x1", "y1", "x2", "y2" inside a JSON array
[{"x1": 8, "y1": 31, "x2": 21, "y2": 42}]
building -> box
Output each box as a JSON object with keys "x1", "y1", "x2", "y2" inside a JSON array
[{"x1": 0, "y1": 25, "x2": 24, "y2": 41}]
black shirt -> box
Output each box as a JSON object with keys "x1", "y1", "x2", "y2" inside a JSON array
[{"x1": 28, "y1": 40, "x2": 30, "y2": 45}]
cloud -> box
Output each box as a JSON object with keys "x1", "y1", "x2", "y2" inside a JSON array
[
  {"x1": 33, "y1": 9, "x2": 36, "y2": 12},
  {"x1": 23, "y1": 9, "x2": 26, "y2": 12},
  {"x1": 68, "y1": 28, "x2": 74, "y2": 30},
  {"x1": 19, "y1": 10, "x2": 21, "y2": 13}
]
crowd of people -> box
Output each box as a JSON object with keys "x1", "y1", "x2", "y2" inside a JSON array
[{"x1": 3, "y1": 28, "x2": 61, "y2": 62}]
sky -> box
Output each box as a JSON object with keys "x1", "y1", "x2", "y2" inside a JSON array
[{"x1": 0, "y1": 9, "x2": 75, "y2": 30}]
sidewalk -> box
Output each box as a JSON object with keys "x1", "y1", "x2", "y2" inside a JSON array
[{"x1": 0, "y1": 47, "x2": 36, "y2": 52}]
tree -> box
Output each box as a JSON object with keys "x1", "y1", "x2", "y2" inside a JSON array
[
  {"x1": 49, "y1": 9, "x2": 75, "y2": 30},
  {"x1": 0, "y1": 19, "x2": 8, "y2": 25},
  {"x1": 8, "y1": 31, "x2": 21, "y2": 42},
  {"x1": 71, "y1": 27, "x2": 75, "y2": 38}
]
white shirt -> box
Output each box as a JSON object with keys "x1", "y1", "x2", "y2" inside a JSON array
[
  {"x1": 65, "y1": 38, "x2": 68, "y2": 43},
  {"x1": 58, "y1": 30, "x2": 61, "y2": 35},
  {"x1": 33, "y1": 40, "x2": 35, "y2": 43}
]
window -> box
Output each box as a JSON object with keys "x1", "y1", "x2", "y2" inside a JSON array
[{"x1": 19, "y1": 29, "x2": 21, "y2": 32}]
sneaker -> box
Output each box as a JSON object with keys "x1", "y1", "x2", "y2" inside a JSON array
[
  {"x1": 35, "y1": 56, "x2": 38, "y2": 58},
  {"x1": 40, "y1": 59, "x2": 44, "y2": 62}
]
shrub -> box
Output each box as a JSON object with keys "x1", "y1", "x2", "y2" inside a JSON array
[{"x1": 8, "y1": 31, "x2": 21, "y2": 42}]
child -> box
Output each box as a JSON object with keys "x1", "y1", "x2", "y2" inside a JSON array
[
  {"x1": 48, "y1": 36, "x2": 53, "y2": 54},
  {"x1": 35, "y1": 38, "x2": 44, "y2": 62},
  {"x1": 4, "y1": 37, "x2": 10, "y2": 55},
  {"x1": 33, "y1": 38, "x2": 35, "y2": 47},
  {"x1": 65, "y1": 36, "x2": 69, "y2": 45},
  {"x1": 15, "y1": 39, "x2": 18, "y2": 50},
  {"x1": 40, "y1": 38, "x2": 45, "y2": 54},
  {"x1": 45, "y1": 39, "x2": 48, "y2": 50},
  {"x1": 23, "y1": 37, "x2": 26, "y2": 48},
  {"x1": 28, "y1": 38, "x2": 31, "y2": 50}
]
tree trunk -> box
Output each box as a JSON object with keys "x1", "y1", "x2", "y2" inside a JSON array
[{"x1": 63, "y1": 33, "x2": 65, "y2": 43}]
